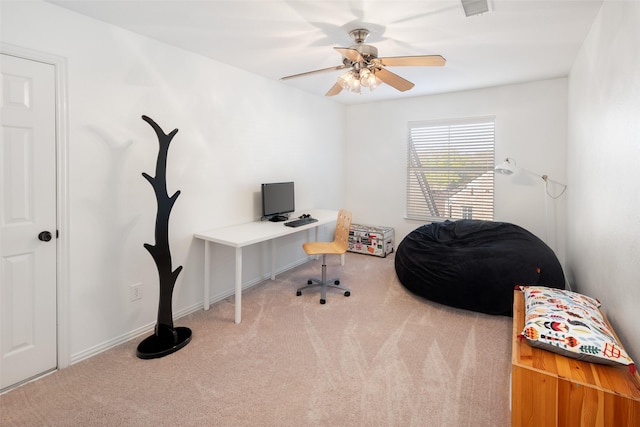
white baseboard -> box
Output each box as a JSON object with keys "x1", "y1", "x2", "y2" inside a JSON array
[{"x1": 70, "y1": 256, "x2": 312, "y2": 365}]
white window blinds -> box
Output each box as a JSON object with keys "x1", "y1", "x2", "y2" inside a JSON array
[{"x1": 407, "y1": 117, "x2": 495, "y2": 221}]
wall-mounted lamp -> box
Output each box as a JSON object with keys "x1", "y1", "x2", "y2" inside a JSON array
[
  {"x1": 494, "y1": 157, "x2": 567, "y2": 199},
  {"x1": 494, "y1": 157, "x2": 567, "y2": 251}
]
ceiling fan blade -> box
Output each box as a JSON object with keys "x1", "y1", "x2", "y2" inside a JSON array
[
  {"x1": 281, "y1": 64, "x2": 348, "y2": 80},
  {"x1": 325, "y1": 82, "x2": 343, "y2": 96},
  {"x1": 334, "y1": 47, "x2": 364, "y2": 63},
  {"x1": 375, "y1": 68, "x2": 415, "y2": 92},
  {"x1": 379, "y1": 55, "x2": 446, "y2": 67}
]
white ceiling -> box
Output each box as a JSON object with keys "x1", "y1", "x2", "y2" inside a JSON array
[{"x1": 47, "y1": 0, "x2": 603, "y2": 105}]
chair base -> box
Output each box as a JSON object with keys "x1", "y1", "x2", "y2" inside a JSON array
[{"x1": 296, "y1": 255, "x2": 350, "y2": 304}]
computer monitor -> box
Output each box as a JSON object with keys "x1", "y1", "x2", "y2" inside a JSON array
[{"x1": 261, "y1": 182, "x2": 295, "y2": 222}]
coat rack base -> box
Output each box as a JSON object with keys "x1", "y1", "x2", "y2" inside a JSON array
[{"x1": 136, "y1": 326, "x2": 192, "y2": 359}]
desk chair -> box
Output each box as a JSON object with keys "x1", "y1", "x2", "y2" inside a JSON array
[{"x1": 296, "y1": 209, "x2": 352, "y2": 304}]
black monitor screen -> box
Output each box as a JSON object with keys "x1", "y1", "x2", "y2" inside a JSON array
[{"x1": 262, "y1": 182, "x2": 295, "y2": 220}]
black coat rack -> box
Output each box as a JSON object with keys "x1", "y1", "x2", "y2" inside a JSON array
[{"x1": 136, "y1": 115, "x2": 192, "y2": 359}]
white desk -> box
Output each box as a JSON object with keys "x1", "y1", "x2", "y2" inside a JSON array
[{"x1": 194, "y1": 209, "x2": 339, "y2": 323}]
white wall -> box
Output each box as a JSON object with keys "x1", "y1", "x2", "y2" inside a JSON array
[
  {"x1": 9, "y1": 0, "x2": 637, "y2": 369},
  {"x1": 2, "y1": 1, "x2": 345, "y2": 362},
  {"x1": 344, "y1": 78, "x2": 568, "y2": 262},
  {"x1": 567, "y1": 0, "x2": 640, "y2": 362}
]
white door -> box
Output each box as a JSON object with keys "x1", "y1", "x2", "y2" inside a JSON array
[{"x1": 1, "y1": 54, "x2": 57, "y2": 390}]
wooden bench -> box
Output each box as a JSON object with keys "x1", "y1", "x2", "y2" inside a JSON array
[{"x1": 511, "y1": 289, "x2": 640, "y2": 427}]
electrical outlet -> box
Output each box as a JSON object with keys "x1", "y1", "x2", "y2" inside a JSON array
[{"x1": 130, "y1": 283, "x2": 142, "y2": 301}]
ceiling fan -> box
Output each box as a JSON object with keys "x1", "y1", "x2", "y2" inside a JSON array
[{"x1": 281, "y1": 28, "x2": 446, "y2": 96}]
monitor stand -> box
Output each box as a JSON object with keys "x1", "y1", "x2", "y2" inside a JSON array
[{"x1": 269, "y1": 215, "x2": 289, "y2": 222}]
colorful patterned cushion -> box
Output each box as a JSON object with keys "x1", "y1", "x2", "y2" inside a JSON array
[{"x1": 520, "y1": 286, "x2": 635, "y2": 368}]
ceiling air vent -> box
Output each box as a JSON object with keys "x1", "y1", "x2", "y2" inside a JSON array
[{"x1": 461, "y1": 0, "x2": 489, "y2": 17}]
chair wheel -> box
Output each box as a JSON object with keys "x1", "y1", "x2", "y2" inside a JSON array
[
  {"x1": 320, "y1": 299, "x2": 326, "y2": 304},
  {"x1": 334, "y1": 280, "x2": 340, "y2": 285},
  {"x1": 307, "y1": 280, "x2": 313, "y2": 285},
  {"x1": 344, "y1": 291, "x2": 350, "y2": 297},
  {"x1": 296, "y1": 290, "x2": 302, "y2": 296}
]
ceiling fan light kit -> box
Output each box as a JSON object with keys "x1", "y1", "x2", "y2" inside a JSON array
[
  {"x1": 282, "y1": 28, "x2": 445, "y2": 97},
  {"x1": 337, "y1": 67, "x2": 382, "y2": 94}
]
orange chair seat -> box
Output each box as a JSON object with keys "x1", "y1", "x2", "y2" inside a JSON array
[{"x1": 302, "y1": 241, "x2": 346, "y2": 256}]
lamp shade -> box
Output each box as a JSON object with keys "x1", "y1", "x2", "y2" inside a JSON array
[{"x1": 495, "y1": 158, "x2": 516, "y2": 175}]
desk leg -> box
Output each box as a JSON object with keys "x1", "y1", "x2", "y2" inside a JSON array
[
  {"x1": 204, "y1": 241, "x2": 210, "y2": 310},
  {"x1": 313, "y1": 226, "x2": 320, "y2": 260},
  {"x1": 235, "y1": 247, "x2": 242, "y2": 324},
  {"x1": 271, "y1": 239, "x2": 277, "y2": 280}
]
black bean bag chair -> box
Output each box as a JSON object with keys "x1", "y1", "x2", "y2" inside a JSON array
[{"x1": 394, "y1": 220, "x2": 565, "y2": 316}]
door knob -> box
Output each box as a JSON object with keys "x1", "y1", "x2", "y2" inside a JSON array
[{"x1": 38, "y1": 231, "x2": 52, "y2": 242}]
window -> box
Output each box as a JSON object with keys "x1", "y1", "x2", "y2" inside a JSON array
[
  {"x1": 407, "y1": 116, "x2": 495, "y2": 221},
  {"x1": 462, "y1": 206, "x2": 473, "y2": 219}
]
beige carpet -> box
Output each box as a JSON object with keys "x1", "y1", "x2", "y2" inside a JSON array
[{"x1": 1, "y1": 252, "x2": 512, "y2": 426}]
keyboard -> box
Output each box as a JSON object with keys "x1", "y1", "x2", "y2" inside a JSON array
[{"x1": 284, "y1": 217, "x2": 318, "y2": 227}]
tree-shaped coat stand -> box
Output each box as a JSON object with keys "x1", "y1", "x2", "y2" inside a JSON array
[{"x1": 136, "y1": 115, "x2": 192, "y2": 359}]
